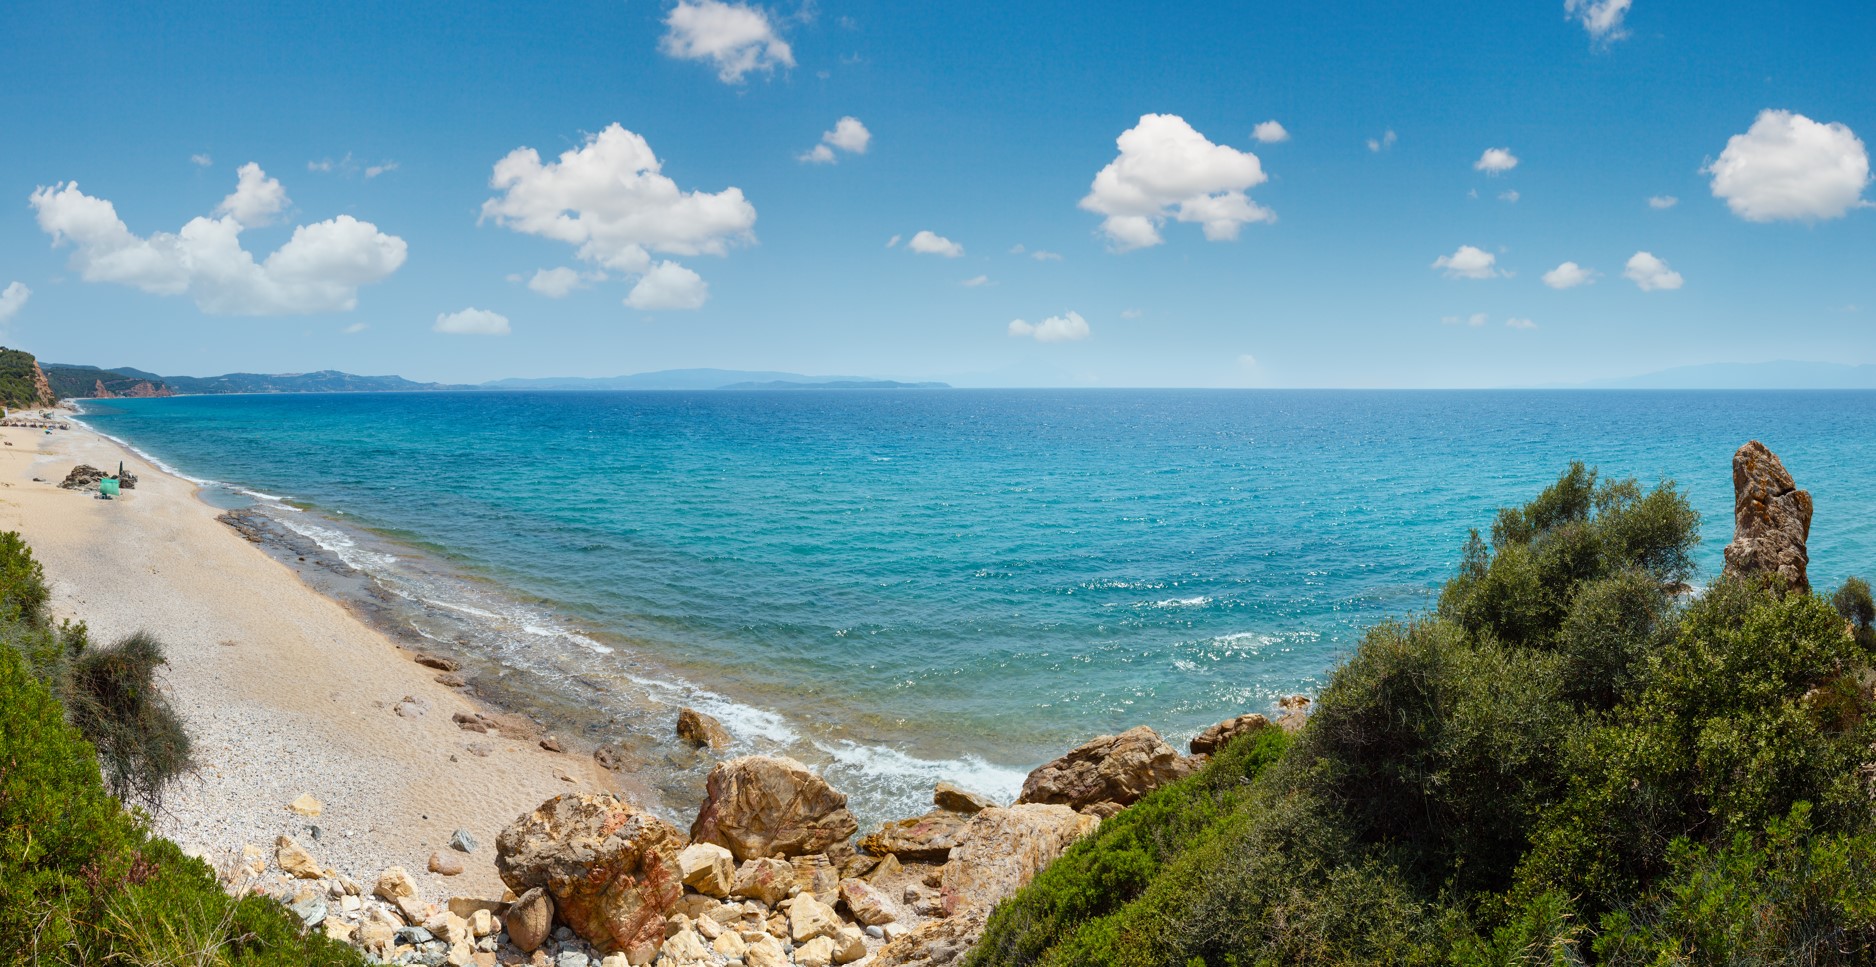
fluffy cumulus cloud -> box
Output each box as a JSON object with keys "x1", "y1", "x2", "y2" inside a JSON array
[
  {"x1": 1368, "y1": 130, "x2": 1397, "y2": 152},
  {"x1": 1008, "y1": 310, "x2": 1090, "y2": 343},
  {"x1": 29, "y1": 167, "x2": 406, "y2": 316},
  {"x1": 1542, "y1": 261, "x2": 1596, "y2": 288},
  {"x1": 1080, "y1": 114, "x2": 1273, "y2": 251},
  {"x1": 0, "y1": 282, "x2": 29, "y2": 324},
  {"x1": 1648, "y1": 195, "x2": 1678, "y2": 209},
  {"x1": 1624, "y1": 251, "x2": 1683, "y2": 291},
  {"x1": 626, "y1": 261, "x2": 709, "y2": 310},
  {"x1": 1565, "y1": 0, "x2": 1632, "y2": 43},
  {"x1": 1475, "y1": 147, "x2": 1519, "y2": 174},
  {"x1": 482, "y1": 123, "x2": 755, "y2": 311},
  {"x1": 527, "y1": 266, "x2": 592, "y2": 298},
  {"x1": 661, "y1": 0, "x2": 794, "y2": 83},
  {"x1": 434, "y1": 308, "x2": 510, "y2": 335},
  {"x1": 190, "y1": 153, "x2": 213, "y2": 167},
  {"x1": 906, "y1": 230, "x2": 962, "y2": 257},
  {"x1": 1431, "y1": 245, "x2": 1504, "y2": 279},
  {"x1": 1705, "y1": 110, "x2": 1871, "y2": 222},
  {"x1": 1252, "y1": 120, "x2": 1289, "y2": 144},
  {"x1": 799, "y1": 116, "x2": 870, "y2": 164}
]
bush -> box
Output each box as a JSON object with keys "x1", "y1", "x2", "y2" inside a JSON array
[
  {"x1": 65, "y1": 629, "x2": 195, "y2": 810},
  {"x1": 0, "y1": 529, "x2": 49, "y2": 625}
]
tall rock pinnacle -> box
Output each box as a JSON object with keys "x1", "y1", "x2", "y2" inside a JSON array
[{"x1": 1721, "y1": 440, "x2": 1812, "y2": 594}]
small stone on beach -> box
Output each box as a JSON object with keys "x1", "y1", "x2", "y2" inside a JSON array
[
  {"x1": 288, "y1": 793, "x2": 324, "y2": 816},
  {"x1": 449, "y1": 828, "x2": 478, "y2": 853},
  {"x1": 430, "y1": 850, "x2": 465, "y2": 876}
]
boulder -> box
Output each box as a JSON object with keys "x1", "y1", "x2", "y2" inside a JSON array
[
  {"x1": 837, "y1": 877, "x2": 896, "y2": 926},
  {"x1": 744, "y1": 936, "x2": 789, "y2": 967},
  {"x1": 430, "y1": 850, "x2": 464, "y2": 876},
  {"x1": 676, "y1": 842, "x2": 735, "y2": 898},
  {"x1": 1016, "y1": 726, "x2": 1196, "y2": 810},
  {"x1": 1275, "y1": 695, "x2": 1311, "y2": 733},
  {"x1": 374, "y1": 866, "x2": 418, "y2": 902},
  {"x1": 1723, "y1": 440, "x2": 1813, "y2": 594},
  {"x1": 689, "y1": 756, "x2": 859, "y2": 861},
  {"x1": 504, "y1": 887, "x2": 555, "y2": 954},
  {"x1": 787, "y1": 893, "x2": 842, "y2": 943},
  {"x1": 730, "y1": 857, "x2": 794, "y2": 905},
  {"x1": 939, "y1": 805, "x2": 1100, "y2": 919},
  {"x1": 833, "y1": 925, "x2": 868, "y2": 964},
  {"x1": 274, "y1": 835, "x2": 323, "y2": 879},
  {"x1": 858, "y1": 809, "x2": 970, "y2": 862},
  {"x1": 790, "y1": 852, "x2": 841, "y2": 905},
  {"x1": 676, "y1": 707, "x2": 732, "y2": 750},
  {"x1": 1189, "y1": 713, "x2": 1271, "y2": 755},
  {"x1": 496, "y1": 792, "x2": 686, "y2": 953},
  {"x1": 795, "y1": 936, "x2": 837, "y2": 967},
  {"x1": 932, "y1": 782, "x2": 995, "y2": 814}
]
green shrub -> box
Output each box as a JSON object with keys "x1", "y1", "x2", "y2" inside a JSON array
[
  {"x1": 65, "y1": 629, "x2": 195, "y2": 809},
  {"x1": 0, "y1": 529, "x2": 49, "y2": 626}
]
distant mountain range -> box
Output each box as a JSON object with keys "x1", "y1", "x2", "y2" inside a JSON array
[
  {"x1": 44, "y1": 364, "x2": 950, "y2": 398},
  {"x1": 1570, "y1": 361, "x2": 1876, "y2": 390}
]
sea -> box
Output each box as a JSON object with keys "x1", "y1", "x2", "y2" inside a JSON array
[{"x1": 76, "y1": 389, "x2": 1876, "y2": 827}]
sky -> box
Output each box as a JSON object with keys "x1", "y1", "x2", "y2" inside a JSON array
[{"x1": 0, "y1": 0, "x2": 1871, "y2": 388}]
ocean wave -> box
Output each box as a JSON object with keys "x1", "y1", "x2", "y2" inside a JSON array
[
  {"x1": 271, "y1": 514, "x2": 401, "y2": 572},
  {"x1": 1148, "y1": 595, "x2": 1212, "y2": 609},
  {"x1": 623, "y1": 673, "x2": 799, "y2": 746},
  {"x1": 814, "y1": 739, "x2": 1028, "y2": 815}
]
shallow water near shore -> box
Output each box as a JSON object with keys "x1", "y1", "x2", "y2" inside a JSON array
[{"x1": 78, "y1": 389, "x2": 1876, "y2": 827}]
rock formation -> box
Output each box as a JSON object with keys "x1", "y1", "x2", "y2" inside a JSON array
[
  {"x1": 859, "y1": 809, "x2": 971, "y2": 862},
  {"x1": 1016, "y1": 725, "x2": 1197, "y2": 811},
  {"x1": 494, "y1": 792, "x2": 685, "y2": 953},
  {"x1": 677, "y1": 706, "x2": 733, "y2": 750},
  {"x1": 690, "y1": 755, "x2": 860, "y2": 861},
  {"x1": 1722, "y1": 440, "x2": 1812, "y2": 594},
  {"x1": 1189, "y1": 712, "x2": 1272, "y2": 755}
]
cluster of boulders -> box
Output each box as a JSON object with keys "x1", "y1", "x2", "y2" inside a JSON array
[
  {"x1": 244, "y1": 699, "x2": 1307, "y2": 966},
  {"x1": 58, "y1": 463, "x2": 137, "y2": 490}
]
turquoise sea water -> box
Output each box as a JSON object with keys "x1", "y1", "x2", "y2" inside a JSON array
[{"x1": 80, "y1": 390, "x2": 1876, "y2": 824}]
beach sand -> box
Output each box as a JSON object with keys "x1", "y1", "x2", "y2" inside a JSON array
[{"x1": 0, "y1": 415, "x2": 632, "y2": 904}]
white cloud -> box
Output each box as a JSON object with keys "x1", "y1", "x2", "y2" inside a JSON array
[
  {"x1": 1624, "y1": 251, "x2": 1683, "y2": 291},
  {"x1": 481, "y1": 123, "x2": 754, "y2": 311},
  {"x1": 1506, "y1": 317, "x2": 1539, "y2": 330},
  {"x1": 1080, "y1": 113, "x2": 1273, "y2": 251},
  {"x1": 960, "y1": 274, "x2": 990, "y2": 287},
  {"x1": 1542, "y1": 261, "x2": 1596, "y2": 288},
  {"x1": 190, "y1": 153, "x2": 213, "y2": 168},
  {"x1": 1237, "y1": 353, "x2": 1258, "y2": 367},
  {"x1": 434, "y1": 308, "x2": 510, "y2": 335},
  {"x1": 364, "y1": 162, "x2": 398, "y2": 179},
  {"x1": 907, "y1": 230, "x2": 963, "y2": 257},
  {"x1": 528, "y1": 266, "x2": 591, "y2": 298},
  {"x1": 342, "y1": 321, "x2": 368, "y2": 334},
  {"x1": 1442, "y1": 312, "x2": 1489, "y2": 327},
  {"x1": 626, "y1": 261, "x2": 709, "y2": 310},
  {"x1": 798, "y1": 116, "x2": 870, "y2": 164},
  {"x1": 1431, "y1": 245, "x2": 1504, "y2": 280},
  {"x1": 1031, "y1": 249, "x2": 1062, "y2": 262},
  {"x1": 1120, "y1": 308, "x2": 1142, "y2": 319},
  {"x1": 1008, "y1": 310, "x2": 1090, "y2": 343},
  {"x1": 884, "y1": 234, "x2": 901, "y2": 248},
  {"x1": 1565, "y1": 0, "x2": 1633, "y2": 43},
  {"x1": 216, "y1": 162, "x2": 288, "y2": 226},
  {"x1": 661, "y1": 0, "x2": 794, "y2": 84},
  {"x1": 1252, "y1": 121, "x2": 1289, "y2": 144},
  {"x1": 1475, "y1": 147, "x2": 1519, "y2": 174},
  {"x1": 29, "y1": 169, "x2": 406, "y2": 315},
  {"x1": 1499, "y1": 189, "x2": 1520, "y2": 203},
  {"x1": 1367, "y1": 129, "x2": 1397, "y2": 152},
  {"x1": 1648, "y1": 195, "x2": 1678, "y2": 209},
  {"x1": 1008, "y1": 243, "x2": 1024, "y2": 254},
  {"x1": 1704, "y1": 109, "x2": 1871, "y2": 222},
  {"x1": 0, "y1": 282, "x2": 29, "y2": 324}
]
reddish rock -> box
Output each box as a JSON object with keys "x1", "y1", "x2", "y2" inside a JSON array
[
  {"x1": 690, "y1": 756, "x2": 858, "y2": 861},
  {"x1": 494, "y1": 793, "x2": 684, "y2": 953},
  {"x1": 1016, "y1": 726, "x2": 1196, "y2": 811}
]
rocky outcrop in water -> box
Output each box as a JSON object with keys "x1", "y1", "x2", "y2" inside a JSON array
[
  {"x1": 1722, "y1": 440, "x2": 1812, "y2": 594},
  {"x1": 690, "y1": 756, "x2": 860, "y2": 861},
  {"x1": 1189, "y1": 712, "x2": 1272, "y2": 755},
  {"x1": 677, "y1": 707, "x2": 732, "y2": 750},
  {"x1": 1016, "y1": 725, "x2": 1196, "y2": 812}
]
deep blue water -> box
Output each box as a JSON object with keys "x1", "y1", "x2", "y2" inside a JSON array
[{"x1": 80, "y1": 390, "x2": 1876, "y2": 821}]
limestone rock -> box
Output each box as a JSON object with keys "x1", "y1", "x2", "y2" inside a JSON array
[
  {"x1": 787, "y1": 893, "x2": 842, "y2": 943},
  {"x1": 495, "y1": 792, "x2": 685, "y2": 954},
  {"x1": 932, "y1": 782, "x2": 996, "y2": 814},
  {"x1": 872, "y1": 916, "x2": 980, "y2": 967},
  {"x1": 837, "y1": 877, "x2": 896, "y2": 926},
  {"x1": 795, "y1": 935, "x2": 837, "y2": 967},
  {"x1": 1275, "y1": 695, "x2": 1311, "y2": 733},
  {"x1": 1016, "y1": 725, "x2": 1196, "y2": 810},
  {"x1": 1723, "y1": 440, "x2": 1813, "y2": 594},
  {"x1": 430, "y1": 850, "x2": 465, "y2": 876},
  {"x1": 446, "y1": 896, "x2": 504, "y2": 919},
  {"x1": 505, "y1": 887, "x2": 555, "y2": 954},
  {"x1": 833, "y1": 925, "x2": 869, "y2": 964},
  {"x1": 689, "y1": 756, "x2": 859, "y2": 861},
  {"x1": 858, "y1": 809, "x2": 970, "y2": 862},
  {"x1": 274, "y1": 835, "x2": 323, "y2": 879},
  {"x1": 940, "y1": 805, "x2": 1100, "y2": 919},
  {"x1": 730, "y1": 857, "x2": 794, "y2": 905},
  {"x1": 744, "y1": 935, "x2": 788, "y2": 967},
  {"x1": 288, "y1": 793, "x2": 324, "y2": 816},
  {"x1": 677, "y1": 842, "x2": 735, "y2": 898},
  {"x1": 675, "y1": 707, "x2": 732, "y2": 750},
  {"x1": 790, "y1": 853, "x2": 840, "y2": 905},
  {"x1": 657, "y1": 927, "x2": 709, "y2": 963},
  {"x1": 375, "y1": 866, "x2": 418, "y2": 902},
  {"x1": 1189, "y1": 712, "x2": 1271, "y2": 755}
]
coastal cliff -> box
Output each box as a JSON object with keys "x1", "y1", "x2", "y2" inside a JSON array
[{"x1": 0, "y1": 346, "x2": 57, "y2": 409}]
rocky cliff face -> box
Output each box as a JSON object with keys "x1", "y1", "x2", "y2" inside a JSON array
[
  {"x1": 89, "y1": 377, "x2": 173, "y2": 399},
  {"x1": 1722, "y1": 440, "x2": 1812, "y2": 593},
  {"x1": 31, "y1": 359, "x2": 54, "y2": 406}
]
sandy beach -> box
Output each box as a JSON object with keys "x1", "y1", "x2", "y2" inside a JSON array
[{"x1": 0, "y1": 413, "x2": 628, "y2": 904}]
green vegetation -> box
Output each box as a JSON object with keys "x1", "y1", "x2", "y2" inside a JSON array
[
  {"x1": 971, "y1": 463, "x2": 1876, "y2": 966},
  {"x1": 0, "y1": 532, "x2": 363, "y2": 965},
  {"x1": 0, "y1": 346, "x2": 49, "y2": 409}
]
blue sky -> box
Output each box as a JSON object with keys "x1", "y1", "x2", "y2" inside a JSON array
[{"x1": 0, "y1": 0, "x2": 1870, "y2": 387}]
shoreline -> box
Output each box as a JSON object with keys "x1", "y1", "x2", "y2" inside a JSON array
[{"x1": 0, "y1": 412, "x2": 640, "y2": 905}]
